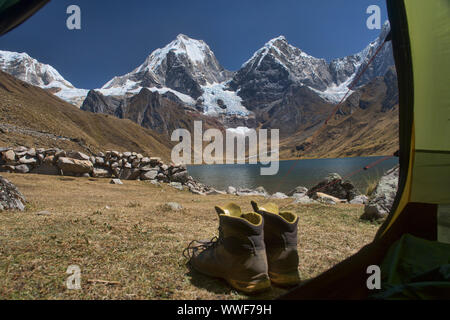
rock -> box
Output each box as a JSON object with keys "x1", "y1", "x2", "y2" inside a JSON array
[
  {"x1": 55, "y1": 150, "x2": 66, "y2": 158},
  {"x1": 26, "y1": 148, "x2": 36, "y2": 157},
  {"x1": 271, "y1": 192, "x2": 289, "y2": 199},
  {"x1": 110, "y1": 179, "x2": 123, "y2": 185},
  {"x1": 141, "y1": 170, "x2": 159, "y2": 181},
  {"x1": 255, "y1": 186, "x2": 269, "y2": 196},
  {"x1": 31, "y1": 163, "x2": 59, "y2": 175},
  {"x1": 14, "y1": 164, "x2": 30, "y2": 174},
  {"x1": 149, "y1": 180, "x2": 160, "y2": 186},
  {"x1": 110, "y1": 162, "x2": 119, "y2": 169},
  {"x1": 163, "y1": 202, "x2": 183, "y2": 211},
  {"x1": 141, "y1": 157, "x2": 151, "y2": 165},
  {"x1": 95, "y1": 157, "x2": 105, "y2": 166},
  {"x1": 287, "y1": 186, "x2": 309, "y2": 197},
  {"x1": 350, "y1": 195, "x2": 369, "y2": 205},
  {"x1": 13, "y1": 146, "x2": 28, "y2": 153},
  {"x1": 307, "y1": 173, "x2": 360, "y2": 201},
  {"x1": 171, "y1": 170, "x2": 189, "y2": 183},
  {"x1": 315, "y1": 192, "x2": 345, "y2": 205},
  {"x1": 19, "y1": 156, "x2": 37, "y2": 165},
  {"x1": 236, "y1": 188, "x2": 267, "y2": 197},
  {"x1": 124, "y1": 162, "x2": 132, "y2": 169},
  {"x1": 57, "y1": 157, "x2": 93, "y2": 174},
  {"x1": 43, "y1": 155, "x2": 55, "y2": 165},
  {"x1": 2, "y1": 150, "x2": 16, "y2": 163},
  {"x1": 150, "y1": 157, "x2": 162, "y2": 166},
  {"x1": 205, "y1": 189, "x2": 226, "y2": 195},
  {"x1": 0, "y1": 175, "x2": 26, "y2": 211},
  {"x1": 361, "y1": 166, "x2": 399, "y2": 220},
  {"x1": 227, "y1": 186, "x2": 237, "y2": 195},
  {"x1": 119, "y1": 168, "x2": 140, "y2": 180},
  {"x1": 66, "y1": 151, "x2": 90, "y2": 161},
  {"x1": 293, "y1": 194, "x2": 317, "y2": 204},
  {"x1": 92, "y1": 167, "x2": 112, "y2": 178},
  {"x1": 0, "y1": 165, "x2": 15, "y2": 173},
  {"x1": 169, "y1": 182, "x2": 184, "y2": 191},
  {"x1": 123, "y1": 152, "x2": 132, "y2": 158}
]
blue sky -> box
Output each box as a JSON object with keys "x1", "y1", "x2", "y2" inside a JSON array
[{"x1": 0, "y1": 0, "x2": 388, "y2": 89}]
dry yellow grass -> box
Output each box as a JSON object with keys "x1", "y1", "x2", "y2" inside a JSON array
[{"x1": 0, "y1": 173, "x2": 380, "y2": 300}]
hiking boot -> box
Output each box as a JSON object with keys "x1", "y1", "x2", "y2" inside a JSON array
[
  {"x1": 183, "y1": 203, "x2": 271, "y2": 294},
  {"x1": 251, "y1": 201, "x2": 301, "y2": 287}
]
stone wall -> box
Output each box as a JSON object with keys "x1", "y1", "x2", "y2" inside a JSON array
[{"x1": 0, "y1": 146, "x2": 214, "y2": 195}]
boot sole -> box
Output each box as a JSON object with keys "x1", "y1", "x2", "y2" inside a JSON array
[
  {"x1": 269, "y1": 271, "x2": 301, "y2": 288},
  {"x1": 191, "y1": 261, "x2": 271, "y2": 294},
  {"x1": 227, "y1": 277, "x2": 272, "y2": 295}
]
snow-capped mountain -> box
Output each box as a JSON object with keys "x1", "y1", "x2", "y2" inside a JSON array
[
  {"x1": 0, "y1": 50, "x2": 88, "y2": 106},
  {"x1": 230, "y1": 21, "x2": 393, "y2": 107},
  {"x1": 1, "y1": 24, "x2": 394, "y2": 127},
  {"x1": 98, "y1": 34, "x2": 248, "y2": 117}
]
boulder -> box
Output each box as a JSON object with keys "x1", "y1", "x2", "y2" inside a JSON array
[
  {"x1": 150, "y1": 157, "x2": 162, "y2": 166},
  {"x1": 350, "y1": 195, "x2": 369, "y2": 205},
  {"x1": 169, "y1": 182, "x2": 184, "y2": 191},
  {"x1": 14, "y1": 164, "x2": 30, "y2": 174},
  {"x1": 271, "y1": 192, "x2": 289, "y2": 199},
  {"x1": 171, "y1": 170, "x2": 189, "y2": 183},
  {"x1": 361, "y1": 166, "x2": 399, "y2": 220},
  {"x1": 227, "y1": 186, "x2": 237, "y2": 195},
  {"x1": 0, "y1": 175, "x2": 26, "y2": 211},
  {"x1": 315, "y1": 192, "x2": 343, "y2": 205},
  {"x1": 57, "y1": 157, "x2": 93, "y2": 174},
  {"x1": 255, "y1": 186, "x2": 269, "y2": 196},
  {"x1": 2, "y1": 150, "x2": 16, "y2": 163},
  {"x1": 287, "y1": 186, "x2": 308, "y2": 197},
  {"x1": 31, "y1": 163, "x2": 60, "y2": 175},
  {"x1": 119, "y1": 168, "x2": 140, "y2": 180},
  {"x1": 110, "y1": 179, "x2": 123, "y2": 185},
  {"x1": 293, "y1": 194, "x2": 317, "y2": 204},
  {"x1": 140, "y1": 170, "x2": 159, "y2": 181},
  {"x1": 19, "y1": 156, "x2": 37, "y2": 165},
  {"x1": 66, "y1": 151, "x2": 90, "y2": 161},
  {"x1": 26, "y1": 148, "x2": 36, "y2": 157},
  {"x1": 95, "y1": 157, "x2": 105, "y2": 166},
  {"x1": 92, "y1": 167, "x2": 112, "y2": 178},
  {"x1": 307, "y1": 173, "x2": 360, "y2": 201}
]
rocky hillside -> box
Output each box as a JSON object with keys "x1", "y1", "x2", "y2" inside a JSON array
[
  {"x1": 0, "y1": 71, "x2": 171, "y2": 159},
  {"x1": 280, "y1": 67, "x2": 399, "y2": 159}
]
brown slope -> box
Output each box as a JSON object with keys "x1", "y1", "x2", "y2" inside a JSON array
[
  {"x1": 280, "y1": 67, "x2": 399, "y2": 159},
  {"x1": 0, "y1": 71, "x2": 172, "y2": 160}
]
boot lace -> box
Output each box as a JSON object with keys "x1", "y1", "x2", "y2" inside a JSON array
[{"x1": 182, "y1": 227, "x2": 223, "y2": 263}]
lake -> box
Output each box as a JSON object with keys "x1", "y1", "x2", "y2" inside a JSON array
[{"x1": 187, "y1": 156, "x2": 399, "y2": 194}]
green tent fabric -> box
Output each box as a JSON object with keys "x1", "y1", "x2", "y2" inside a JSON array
[
  {"x1": 0, "y1": 0, "x2": 49, "y2": 36},
  {"x1": 371, "y1": 234, "x2": 450, "y2": 300},
  {"x1": 281, "y1": 0, "x2": 450, "y2": 299}
]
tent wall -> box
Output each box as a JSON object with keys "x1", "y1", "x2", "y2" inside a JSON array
[
  {"x1": 281, "y1": 0, "x2": 448, "y2": 299},
  {"x1": 0, "y1": 0, "x2": 49, "y2": 36}
]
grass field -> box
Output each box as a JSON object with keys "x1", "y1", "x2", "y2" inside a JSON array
[{"x1": 0, "y1": 173, "x2": 381, "y2": 300}]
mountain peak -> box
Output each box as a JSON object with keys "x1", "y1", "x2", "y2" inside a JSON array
[{"x1": 267, "y1": 35, "x2": 287, "y2": 45}]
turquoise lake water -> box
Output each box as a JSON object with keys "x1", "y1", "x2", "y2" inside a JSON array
[{"x1": 187, "y1": 156, "x2": 398, "y2": 194}]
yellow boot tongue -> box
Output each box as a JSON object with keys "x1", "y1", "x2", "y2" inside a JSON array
[
  {"x1": 215, "y1": 203, "x2": 262, "y2": 226},
  {"x1": 215, "y1": 203, "x2": 242, "y2": 217},
  {"x1": 253, "y1": 201, "x2": 297, "y2": 224},
  {"x1": 258, "y1": 202, "x2": 279, "y2": 215}
]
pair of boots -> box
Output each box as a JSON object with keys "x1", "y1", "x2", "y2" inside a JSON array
[{"x1": 183, "y1": 201, "x2": 300, "y2": 294}]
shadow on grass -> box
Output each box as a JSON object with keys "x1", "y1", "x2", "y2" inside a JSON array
[{"x1": 184, "y1": 262, "x2": 288, "y2": 300}]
